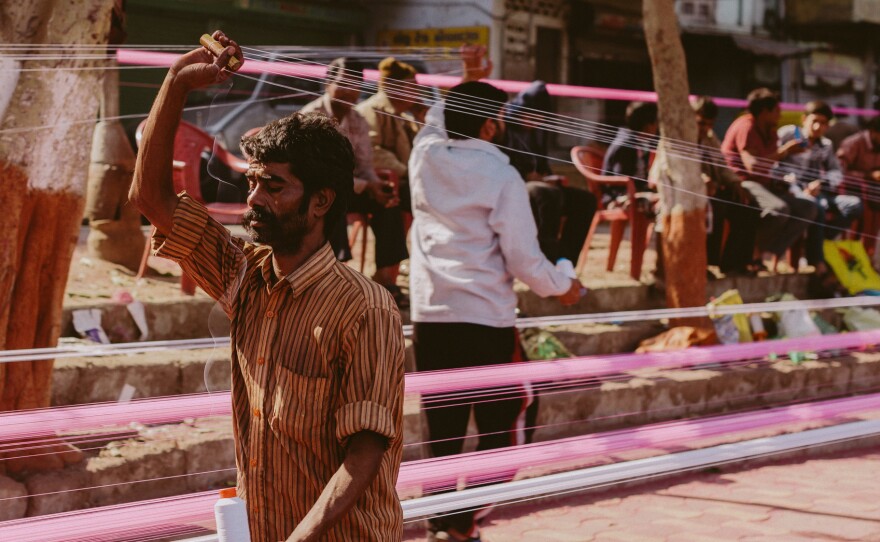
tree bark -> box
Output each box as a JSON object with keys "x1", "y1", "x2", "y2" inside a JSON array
[
  {"x1": 643, "y1": 0, "x2": 709, "y2": 327},
  {"x1": 0, "y1": 0, "x2": 114, "y2": 418}
]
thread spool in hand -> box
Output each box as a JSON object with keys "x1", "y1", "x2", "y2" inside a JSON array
[{"x1": 200, "y1": 34, "x2": 241, "y2": 70}]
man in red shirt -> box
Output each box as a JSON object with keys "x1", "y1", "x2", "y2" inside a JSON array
[
  {"x1": 837, "y1": 116, "x2": 880, "y2": 212},
  {"x1": 721, "y1": 88, "x2": 818, "y2": 269}
]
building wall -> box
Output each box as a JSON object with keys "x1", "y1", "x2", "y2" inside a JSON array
[{"x1": 365, "y1": 0, "x2": 503, "y2": 77}]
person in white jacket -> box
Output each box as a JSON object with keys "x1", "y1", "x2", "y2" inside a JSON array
[{"x1": 408, "y1": 80, "x2": 583, "y2": 542}]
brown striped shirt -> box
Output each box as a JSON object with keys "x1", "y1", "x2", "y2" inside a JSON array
[{"x1": 152, "y1": 194, "x2": 405, "y2": 542}]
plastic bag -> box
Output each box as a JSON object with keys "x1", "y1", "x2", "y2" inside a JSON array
[
  {"x1": 636, "y1": 326, "x2": 717, "y2": 353},
  {"x1": 707, "y1": 290, "x2": 753, "y2": 344},
  {"x1": 840, "y1": 306, "x2": 880, "y2": 331}
]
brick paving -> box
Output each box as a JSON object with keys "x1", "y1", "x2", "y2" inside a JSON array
[{"x1": 405, "y1": 444, "x2": 880, "y2": 541}]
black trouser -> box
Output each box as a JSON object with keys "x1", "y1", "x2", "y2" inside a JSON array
[
  {"x1": 328, "y1": 193, "x2": 409, "y2": 268},
  {"x1": 413, "y1": 322, "x2": 526, "y2": 536},
  {"x1": 803, "y1": 192, "x2": 863, "y2": 265},
  {"x1": 707, "y1": 186, "x2": 760, "y2": 273},
  {"x1": 741, "y1": 181, "x2": 819, "y2": 258},
  {"x1": 526, "y1": 182, "x2": 597, "y2": 263}
]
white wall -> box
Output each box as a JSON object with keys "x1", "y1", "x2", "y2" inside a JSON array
[{"x1": 714, "y1": 0, "x2": 768, "y2": 33}]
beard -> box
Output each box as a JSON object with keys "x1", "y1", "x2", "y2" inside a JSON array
[{"x1": 242, "y1": 205, "x2": 310, "y2": 254}]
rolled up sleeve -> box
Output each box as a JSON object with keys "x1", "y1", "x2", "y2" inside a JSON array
[
  {"x1": 335, "y1": 307, "x2": 405, "y2": 448},
  {"x1": 151, "y1": 193, "x2": 249, "y2": 315}
]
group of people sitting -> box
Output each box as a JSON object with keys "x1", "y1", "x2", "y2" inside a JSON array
[
  {"x1": 311, "y1": 54, "x2": 880, "y2": 309},
  {"x1": 587, "y1": 90, "x2": 877, "y2": 280}
]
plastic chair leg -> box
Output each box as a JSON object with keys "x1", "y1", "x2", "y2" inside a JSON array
[
  {"x1": 359, "y1": 218, "x2": 369, "y2": 273},
  {"x1": 135, "y1": 227, "x2": 155, "y2": 280},
  {"x1": 629, "y1": 215, "x2": 649, "y2": 281},
  {"x1": 180, "y1": 272, "x2": 197, "y2": 296},
  {"x1": 608, "y1": 220, "x2": 625, "y2": 272},
  {"x1": 575, "y1": 214, "x2": 602, "y2": 275}
]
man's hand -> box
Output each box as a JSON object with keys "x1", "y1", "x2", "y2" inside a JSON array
[
  {"x1": 778, "y1": 139, "x2": 806, "y2": 160},
  {"x1": 285, "y1": 431, "x2": 387, "y2": 542},
  {"x1": 170, "y1": 30, "x2": 243, "y2": 92},
  {"x1": 557, "y1": 279, "x2": 584, "y2": 306},
  {"x1": 366, "y1": 178, "x2": 400, "y2": 208},
  {"x1": 130, "y1": 30, "x2": 242, "y2": 236},
  {"x1": 461, "y1": 44, "x2": 492, "y2": 82},
  {"x1": 805, "y1": 179, "x2": 823, "y2": 197}
]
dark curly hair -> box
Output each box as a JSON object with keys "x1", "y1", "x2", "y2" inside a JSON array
[{"x1": 240, "y1": 112, "x2": 355, "y2": 237}]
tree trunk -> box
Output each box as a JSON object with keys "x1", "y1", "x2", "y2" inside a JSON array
[
  {"x1": 0, "y1": 0, "x2": 114, "y2": 419},
  {"x1": 643, "y1": 0, "x2": 709, "y2": 328}
]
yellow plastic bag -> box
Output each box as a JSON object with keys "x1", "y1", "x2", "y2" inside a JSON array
[
  {"x1": 823, "y1": 240, "x2": 880, "y2": 295},
  {"x1": 707, "y1": 289, "x2": 753, "y2": 344}
]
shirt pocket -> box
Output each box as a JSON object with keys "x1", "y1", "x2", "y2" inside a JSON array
[{"x1": 269, "y1": 367, "x2": 331, "y2": 445}]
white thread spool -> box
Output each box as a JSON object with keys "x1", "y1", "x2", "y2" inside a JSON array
[{"x1": 215, "y1": 487, "x2": 251, "y2": 542}]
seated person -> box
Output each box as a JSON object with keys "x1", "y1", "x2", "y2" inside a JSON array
[
  {"x1": 691, "y1": 96, "x2": 759, "y2": 276},
  {"x1": 778, "y1": 100, "x2": 863, "y2": 270},
  {"x1": 837, "y1": 115, "x2": 880, "y2": 212},
  {"x1": 503, "y1": 80, "x2": 596, "y2": 263},
  {"x1": 721, "y1": 88, "x2": 818, "y2": 270},
  {"x1": 602, "y1": 101, "x2": 659, "y2": 216},
  {"x1": 301, "y1": 58, "x2": 409, "y2": 306},
  {"x1": 355, "y1": 56, "x2": 421, "y2": 214}
]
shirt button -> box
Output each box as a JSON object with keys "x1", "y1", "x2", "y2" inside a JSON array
[
  {"x1": 252, "y1": 408, "x2": 261, "y2": 418},
  {"x1": 257, "y1": 356, "x2": 265, "y2": 365},
  {"x1": 265, "y1": 310, "x2": 275, "y2": 318},
  {"x1": 250, "y1": 458, "x2": 257, "y2": 467}
]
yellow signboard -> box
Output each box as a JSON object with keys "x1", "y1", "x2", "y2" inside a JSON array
[{"x1": 377, "y1": 26, "x2": 490, "y2": 49}]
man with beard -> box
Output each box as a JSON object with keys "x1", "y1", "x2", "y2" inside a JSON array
[
  {"x1": 408, "y1": 80, "x2": 583, "y2": 542},
  {"x1": 129, "y1": 32, "x2": 405, "y2": 542}
]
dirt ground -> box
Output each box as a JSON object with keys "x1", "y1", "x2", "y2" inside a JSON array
[{"x1": 66, "y1": 222, "x2": 661, "y2": 304}]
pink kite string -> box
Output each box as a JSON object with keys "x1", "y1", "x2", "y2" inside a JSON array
[
  {"x1": 2, "y1": 391, "x2": 877, "y2": 542},
  {"x1": 1, "y1": 330, "x2": 877, "y2": 443},
  {"x1": 405, "y1": 330, "x2": 880, "y2": 396},
  {"x1": 0, "y1": 392, "x2": 229, "y2": 442},
  {"x1": 116, "y1": 49, "x2": 880, "y2": 117},
  {"x1": 409, "y1": 379, "x2": 880, "y2": 450},
  {"x1": 397, "y1": 391, "x2": 880, "y2": 492}
]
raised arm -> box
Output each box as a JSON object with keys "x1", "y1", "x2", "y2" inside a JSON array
[{"x1": 129, "y1": 31, "x2": 242, "y2": 235}]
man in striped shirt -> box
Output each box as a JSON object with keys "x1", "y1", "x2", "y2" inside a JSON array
[{"x1": 130, "y1": 32, "x2": 405, "y2": 542}]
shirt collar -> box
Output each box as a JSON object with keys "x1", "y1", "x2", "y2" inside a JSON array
[
  {"x1": 260, "y1": 243, "x2": 337, "y2": 297},
  {"x1": 445, "y1": 137, "x2": 511, "y2": 164},
  {"x1": 373, "y1": 91, "x2": 396, "y2": 113}
]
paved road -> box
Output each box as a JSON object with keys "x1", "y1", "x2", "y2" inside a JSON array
[{"x1": 405, "y1": 444, "x2": 880, "y2": 541}]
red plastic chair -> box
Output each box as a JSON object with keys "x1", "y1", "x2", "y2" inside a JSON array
[
  {"x1": 135, "y1": 120, "x2": 250, "y2": 224},
  {"x1": 348, "y1": 169, "x2": 399, "y2": 273},
  {"x1": 570, "y1": 145, "x2": 654, "y2": 281},
  {"x1": 134, "y1": 120, "x2": 251, "y2": 293}
]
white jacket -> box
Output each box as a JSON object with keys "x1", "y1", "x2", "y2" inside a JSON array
[{"x1": 408, "y1": 104, "x2": 572, "y2": 327}]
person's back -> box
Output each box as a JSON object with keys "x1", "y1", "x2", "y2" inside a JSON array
[
  {"x1": 408, "y1": 80, "x2": 580, "y2": 542},
  {"x1": 409, "y1": 112, "x2": 568, "y2": 326}
]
